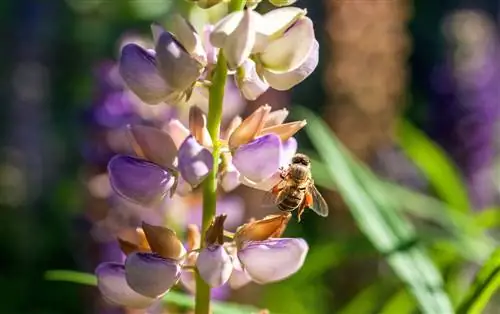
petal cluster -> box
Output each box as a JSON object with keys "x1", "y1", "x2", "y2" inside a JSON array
[
  {"x1": 119, "y1": 18, "x2": 206, "y2": 105},
  {"x1": 209, "y1": 7, "x2": 319, "y2": 100}
]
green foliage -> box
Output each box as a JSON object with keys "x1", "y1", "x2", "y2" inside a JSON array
[
  {"x1": 295, "y1": 106, "x2": 454, "y2": 314},
  {"x1": 456, "y1": 248, "x2": 500, "y2": 314},
  {"x1": 45, "y1": 270, "x2": 261, "y2": 314},
  {"x1": 396, "y1": 120, "x2": 470, "y2": 212}
]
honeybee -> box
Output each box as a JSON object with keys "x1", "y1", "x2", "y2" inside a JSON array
[{"x1": 263, "y1": 153, "x2": 328, "y2": 221}]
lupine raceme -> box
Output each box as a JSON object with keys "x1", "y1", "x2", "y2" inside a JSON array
[{"x1": 93, "y1": 0, "x2": 320, "y2": 312}]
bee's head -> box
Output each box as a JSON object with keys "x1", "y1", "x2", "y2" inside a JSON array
[{"x1": 291, "y1": 153, "x2": 310, "y2": 167}]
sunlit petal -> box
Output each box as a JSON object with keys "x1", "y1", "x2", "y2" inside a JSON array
[
  {"x1": 259, "y1": 17, "x2": 315, "y2": 73},
  {"x1": 232, "y1": 134, "x2": 281, "y2": 182},
  {"x1": 238, "y1": 238, "x2": 308, "y2": 284},
  {"x1": 235, "y1": 59, "x2": 269, "y2": 101},
  {"x1": 262, "y1": 39, "x2": 319, "y2": 90},
  {"x1": 228, "y1": 105, "x2": 271, "y2": 149},
  {"x1": 224, "y1": 9, "x2": 256, "y2": 70}
]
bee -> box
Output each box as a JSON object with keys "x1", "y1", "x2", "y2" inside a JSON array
[{"x1": 263, "y1": 153, "x2": 329, "y2": 221}]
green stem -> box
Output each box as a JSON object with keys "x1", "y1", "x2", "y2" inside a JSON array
[{"x1": 194, "y1": 1, "x2": 246, "y2": 313}]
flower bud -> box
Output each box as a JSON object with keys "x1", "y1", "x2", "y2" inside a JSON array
[
  {"x1": 125, "y1": 252, "x2": 181, "y2": 298},
  {"x1": 117, "y1": 228, "x2": 151, "y2": 255},
  {"x1": 196, "y1": 245, "x2": 233, "y2": 287},
  {"x1": 228, "y1": 105, "x2": 271, "y2": 149}
]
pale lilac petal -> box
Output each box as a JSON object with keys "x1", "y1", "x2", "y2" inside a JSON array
[
  {"x1": 232, "y1": 134, "x2": 281, "y2": 182},
  {"x1": 125, "y1": 252, "x2": 181, "y2": 298},
  {"x1": 96, "y1": 262, "x2": 156, "y2": 308},
  {"x1": 166, "y1": 119, "x2": 190, "y2": 148},
  {"x1": 186, "y1": 195, "x2": 245, "y2": 230},
  {"x1": 196, "y1": 245, "x2": 233, "y2": 287},
  {"x1": 156, "y1": 32, "x2": 204, "y2": 91},
  {"x1": 228, "y1": 256, "x2": 252, "y2": 289},
  {"x1": 240, "y1": 171, "x2": 282, "y2": 191},
  {"x1": 280, "y1": 137, "x2": 297, "y2": 167},
  {"x1": 238, "y1": 238, "x2": 308, "y2": 284},
  {"x1": 178, "y1": 135, "x2": 213, "y2": 186},
  {"x1": 263, "y1": 40, "x2": 319, "y2": 90},
  {"x1": 260, "y1": 17, "x2": 315, "y2": 73},
  {"x1": 202, "y1": 24, "x2": 218, "y2": 65},
  {"x1": 236, "y1": 59, "x2": 269, "y2": 101},
  {"x1": 221, "y1": 163, "x2": 241, "y2": 192},
  {"x1": 174, "y1": 175, "x2": 193, "y2": 196},
  {"x1": 119, "y1": 44, "x2": 172, "y2": 105},
  {"x1": 170, "y1": 15, "x2": 206, "y2": 64},
  {"x1": 108, "y1": 155, "x2": 174, "y2": 205}
]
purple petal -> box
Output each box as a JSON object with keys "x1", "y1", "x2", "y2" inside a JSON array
[
  {"x1": 96, "y1": 262, "x2": 156, "y2": 308},
  {"x1": 186, "y1": 195, "x2": 245, "y2": 230},
  {"x1": 108, "y1": 155, "x2": 174, "y2": 205},
  {"x1": 156, "y1": 31, "x2": 204, "y2": 91},
  {"x1": 221, "y1": 164, "x2": 241, "y2": 192},
  {"x1": 280, "y1": 137, "x2": 297, "y2": 167},
  {"x1": 232, "y1": 134, "x2": 281, "y2": 182},
  {"x1": 125, "y1": 252, "x2": 181, "y2": 298},
  {"x1": 196, "y1": 245, "x2": 233, "y2": 287},
  {"x1": 178, "y1": 135, "x2": 213, "y2": 186},
  {"x1": 263, "y1": 40, "x2": 319, "y2": 90},
  {"x1": 118, "y1": 44, "x2": 172, "y2": 104},
  {"x1": 238, "y1": 238, "x2": 308, "y2": 284}
]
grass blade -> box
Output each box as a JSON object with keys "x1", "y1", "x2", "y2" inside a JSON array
[
  {"x1": 295, "y1": 106, "x2": 453, "y2": 314},
  {"x1": 456, "y1": 248, "x2": 500, "y2": 314}
]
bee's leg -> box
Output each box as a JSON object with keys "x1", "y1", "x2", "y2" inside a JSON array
[{"x1": 297, "y1": 193, "x2": 314, "y2": 222}]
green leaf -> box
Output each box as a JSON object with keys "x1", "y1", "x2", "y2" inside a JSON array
[
  {"x1": 44, "y1": 270, "x2": 261, "y2": 314},
  {"x1": 396, "y1": 120, "x2": 470, "y2": 212},
  {"x1": 456, "y1": 248, "x2": 500, "y2": 314},
  {"x1": 294, "y1": 106, "x2": 454, "y2": 314}
]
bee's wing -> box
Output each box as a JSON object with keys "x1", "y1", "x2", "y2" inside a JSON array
[
  {"x1": 261, "y1": 179, "x2": 287, "y2": 208},
  {"x1": 306, "y1": 184, "x2": 329, "y2": 217}
]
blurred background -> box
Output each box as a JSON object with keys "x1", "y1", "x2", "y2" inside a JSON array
[{"x1": 0, "y1": 0, "x2": 499, "y2": 313}]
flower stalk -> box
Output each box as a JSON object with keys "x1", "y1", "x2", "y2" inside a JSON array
[{"x1": 195, "y1": 1, "x2": 245, "y2": 313}]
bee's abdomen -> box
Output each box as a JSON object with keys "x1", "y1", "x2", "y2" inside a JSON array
[{"x1": 278, "y1": 194, "x2": 302, "y2": 211}]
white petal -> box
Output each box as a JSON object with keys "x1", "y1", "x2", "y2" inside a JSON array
[
  {"x1": 263, "y1": 39, "x2": 319, "y2": 90},
  {"x1": 210, "y1": 11, "x2": 244, "y2": 48},
  {"x1": 235, "y1": 59, "x2": 269, "y2": 101},
  {"x1": 223, "y1": 9, "x2": 256, "y2": 70},
  {"x1": 238, "y1": 238, "x2": 308, "y2": 284},
  {"x1": 260, "y1": 17, "x2": 315, "y2": 73}
]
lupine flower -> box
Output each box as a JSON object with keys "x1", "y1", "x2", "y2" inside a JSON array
[
  {"x1": 96, "y1": 223, "x2": 185, "y2": 308},
  {"x1": 233, "y1": 213, "x2": 309, "y2": 284},
  {"x1": 119, "y1": 18, "x2": 207, "y2": 105},
  {"x1": 209, "y1": 7, "x2": 318, "y2": 100},
  {"x1": 108, "y1": 124, "x2": 213, "y2": 204},
  {"x1": 196, "y1": 215, "x2": 234, "y2": 287}
]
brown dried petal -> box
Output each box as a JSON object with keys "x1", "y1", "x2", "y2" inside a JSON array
[
  {"x1": 186, "y1": 224, "x2": 201, "y2": 251},
  {"x1": 235, "y1": 212, "x2": 291, "y2": 245},
  {"x1": 228, "y1": 105, "x2": 271, "y2": 150},
  {"x1": 259, "y1": 120, "x2": 307, "y2": 142},
  {"x1": 222, "y1": 115, "x2": 243, "y2": 140},
  {"x1": 142, "y1": 222, "x2": 184, "y2": 260},
  {"x1": 188, "y1": 106, "x2": 211, "y2": 147},
  {"x1": 205, "y1": 214, "x2": 227, "y2": 246},
  {"x1": 117, "y1": 228, "x2": 151, "y2": 255}
]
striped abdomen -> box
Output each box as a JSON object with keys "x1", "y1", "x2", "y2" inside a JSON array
[{"x1": 277, "y1": 188, "x2": 305, "y2": 212}]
